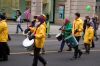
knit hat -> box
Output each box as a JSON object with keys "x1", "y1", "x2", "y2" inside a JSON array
[
  {"x1": 65, "y1": 17, "x2": 69, "y2": 23},
  {"x1": 41, "y1": 14, "x2": 46, "y2": 21},
  {"x1": 37, "y1": 16, "x2": 45, "y2": 24}
]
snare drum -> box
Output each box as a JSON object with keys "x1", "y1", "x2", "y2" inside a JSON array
[
  {"x1": 65, "y1": 35, "x2": 78, "y2": 47},
  {"x1": 56, "y1": 33, "x2": 62, "y2": 41},
  {"x1": 22, "y1": 38, "x2": 34, "y2": 51}
]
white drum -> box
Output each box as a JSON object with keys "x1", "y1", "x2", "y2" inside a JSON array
[{"x1": 22, "y1": 38, "x2": 34, "y2": 51}]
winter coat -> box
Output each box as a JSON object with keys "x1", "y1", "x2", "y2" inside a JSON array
[
  {"x1": 72, "y1": 18, "x2": 83, "y2": 37},
  {"x1": 0, "y1": 20, "x2": 8, "y2": 42},
  {"x1": 84, "y1": 26, "x2": 94, "y2": 44}
]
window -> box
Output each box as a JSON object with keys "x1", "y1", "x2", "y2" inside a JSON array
[{"x1": 58, "y1": 5, "x2": 65, "y2": 19}]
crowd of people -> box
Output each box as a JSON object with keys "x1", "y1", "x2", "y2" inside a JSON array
[
  {"x1": 57, "y1": 13, "x2": 99, "y2": 60},
  {"x1": 0, "y1": 11, "x2": 100, "y2": 66}
]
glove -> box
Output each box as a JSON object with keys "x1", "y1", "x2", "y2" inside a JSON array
[
  {"x1": 89, "y1": 39, "x2": 91, "y2": 42},
  {"x1": 24, "y1": 28, "x2": 30, "y2": 34},
  {"x1": 28, "y1": 34, "x2": 35, "y2": 40},
  {"x1": 28, "y1": 32, "x2": 32, "y2": 36},
  {"x1": 74, "y1": 29, "x2": 78, "y2": 34}
]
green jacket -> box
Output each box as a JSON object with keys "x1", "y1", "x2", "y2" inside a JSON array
[{"x1": 62, "y1": 22, "x2": 72, "y2": 38}]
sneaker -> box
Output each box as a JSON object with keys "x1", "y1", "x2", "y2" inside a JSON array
[
  {"x1": 58, "y1": 50, "x2": 62, "y2": 53},
  {"x1": 78, "y1": 52, "x2": 83, "y2": 58},
  {"x1": 70, "y1": 57, "x2": 77, "y2": 60},
  {"x1": 30, "y1": 52, "x2": 34, "y2": 56},
  {"x1": 91, "y1": 46, "x2": 95, "y2": 48},
  {"x1": 66, "y1": 49, "x2": 72, "y2": 51},
  {"x1": 41, "y1": 51, "x2": 46, "y2": 55},
  {"x1": 44, "y1": 62, "x2": 47, "y2": 66}
]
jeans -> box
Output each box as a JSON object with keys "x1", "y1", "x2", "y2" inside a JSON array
[
  {"x1": 32, "y1": 46, "x2": 46, "y2": 66},
  {"x1": 60, "y1": 39, "x2": 71, "y2": 51},
  {"x1": 16, "y1": 24, "x2": 23, "y2": 33}
]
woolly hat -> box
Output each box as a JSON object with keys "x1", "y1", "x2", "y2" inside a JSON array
[
  {"x1": 37, "y1": 16, "x2": 45, "y2": 24},
  {"x1": 65, "y1": 17, "x2": 69, "y2": 23}
]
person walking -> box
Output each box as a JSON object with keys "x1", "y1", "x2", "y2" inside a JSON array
[
  {"x1": 84, "y1": 22, "x2": 94, "y2": 54},
  {"x1": 72, "y1": 12, "x2": 83, "y2": 59},
  {"x1": 58, "y1": 18, "x2": 72, "y2": 52},
  {"x1": 27, "y1": 16, "x2": 47, "y2": 66},
  {"x1": 92, "y1": 15, "x2": 99, "y2": 41},
  {"x1": 0, "y1": 14, "x2": 10, "y2": 61},
  {"x1": 16, "y1": 10, "x2": 23, "y2": 33}
]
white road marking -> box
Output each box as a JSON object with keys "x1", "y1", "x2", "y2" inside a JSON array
[{"x1": 10, "y1": 49, "x2": 100, "y2": 55}]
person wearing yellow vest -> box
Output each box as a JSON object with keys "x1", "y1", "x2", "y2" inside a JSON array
[
  {"x1": 28, "y1": 16, "x2": 47, "y2": 66},
  {"x1": 0, "y1": 14, "x2": 9, "y2": 61},
  {"x1": 71, "y1": 13, "x2": 83, "y2": 60},
  {"x1": 84, "y1": 22, "x2": 94, "y2": 54}
]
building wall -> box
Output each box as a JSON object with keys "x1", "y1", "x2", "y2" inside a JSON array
[
  {"x1": 31, "y1": 0, "x2": 96, "y2": 25},
  {"x1": 70, "y1": 0, "x2": 95, "y2": 20}
]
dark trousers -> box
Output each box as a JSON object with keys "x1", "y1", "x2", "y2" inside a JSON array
[
  {"x1": 60, "y1": 39, "x2": 71, "y2": 51},
  {"x1": 73, "y1": 36, "x2": 82, "y2": 58},
  {"x1": 94, "y1": 30, "x2": 98, "y2": 40},
  {"x1": 0, "y1": 42, "x2": 10, "y2": 60},
  {"x1": 32, "y1": 46, "x2": 46, "y2": 66},
  {"x1": 91, "y1": 40, "x2": 95, "y2": 48},
  {"x1": 16, "y1": 24, "x2": 23, "y2": 33},
  {"x1": 84, "y1": 44, "x2": 90, "y2": 54}
]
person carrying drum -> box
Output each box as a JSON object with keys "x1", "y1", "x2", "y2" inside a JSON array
[
  {"x1": 25, "y1": 16, "x2": 47, "y2": 66},
  {"x1": 84, "y1": 22, "x2": 94, "y2": 54},
  {"x1": 71, "y1": 12, "x2": 83, "y2": 60},
  {"x1": 58, "y1": 18, "x2": 72, "y2": 52}
]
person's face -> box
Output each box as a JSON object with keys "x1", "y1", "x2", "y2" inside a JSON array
[
  {"x1": 87, "y1": 19, "x2": 90, "y2": 22},
  {"x1": 75, "y1": 15, "x2": 78, "y2": 19},
  {"x1": 35, "y1": 19, "x2": 40, "y2": 27}
]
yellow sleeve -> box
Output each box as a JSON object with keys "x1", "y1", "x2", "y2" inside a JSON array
[
  {"x1": 35, "y1": 25, "x2": 46, "y2": 39},
  {"x1": 0, "y1": 23, "x2": 5, "y2": 33},
  {"x1": 78, "y1": 21, "x2": 83, "y2": 32},
  {"x1": 29, "y1": 27, "x2": 36, "y2": 33}
]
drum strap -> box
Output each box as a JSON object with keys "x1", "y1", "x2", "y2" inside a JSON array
[{"x1": 34, "y1": 28, "x2": 38, "y2": 45}]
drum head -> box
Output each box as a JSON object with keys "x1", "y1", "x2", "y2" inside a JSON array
[
  {"x1": 56, "y1": 33, "x2": 61, "y2": 37},
  {"x1": 22, "y1": 38, "x2": 34, "y2": 47}
]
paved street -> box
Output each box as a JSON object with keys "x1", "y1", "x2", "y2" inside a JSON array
[{"x1": 0, "y1": 34, "x2": 100, "y2": 66}]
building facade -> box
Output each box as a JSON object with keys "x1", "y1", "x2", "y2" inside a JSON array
[
  {"x1": 31, "y1": 0, "x2": 96, "y2": 25},
  {"x1": 0, "y1": 0, "x2": 96, "y2": 25}
]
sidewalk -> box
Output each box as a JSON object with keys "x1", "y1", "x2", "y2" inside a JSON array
[
  {"x1": 7, "y1": 21, "x2": 100, "y2": 36},
  {"x1": 7, "y1": 21, "x2": 61, "y2": 35}
]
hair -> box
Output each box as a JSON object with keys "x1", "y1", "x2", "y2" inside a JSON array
[
  {"x1": 34, "y1": 16, "x2": 38, "y2": 19},
  {"x1": 16, "y1": 10, "x2": 21, "y2": 16},
  {"x1": 37, "y1": 16, "x2": 45, "y2": 24},
  {"x1": 85, "y1": 16, "x2": 90, "y2": 20},
  {"x1": 0, "y1": 14, "x2": 6, "y2": 20},
  {"x1": 75, "y1": 12, "x2": 80, "y2": 17}
]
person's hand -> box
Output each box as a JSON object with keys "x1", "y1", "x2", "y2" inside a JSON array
[
  {"x1": 74, "y1": 29, "x2": 78, "y2": 34},
  {"x1": 24, "y1": 28, "x2": 30, "y2": 34},
  {"x1": 28, "y1": 34, "x2": 35, "y2": 40},
  {"x1": 89, "y1": 39, "x2": 91, "y2": 42}
]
